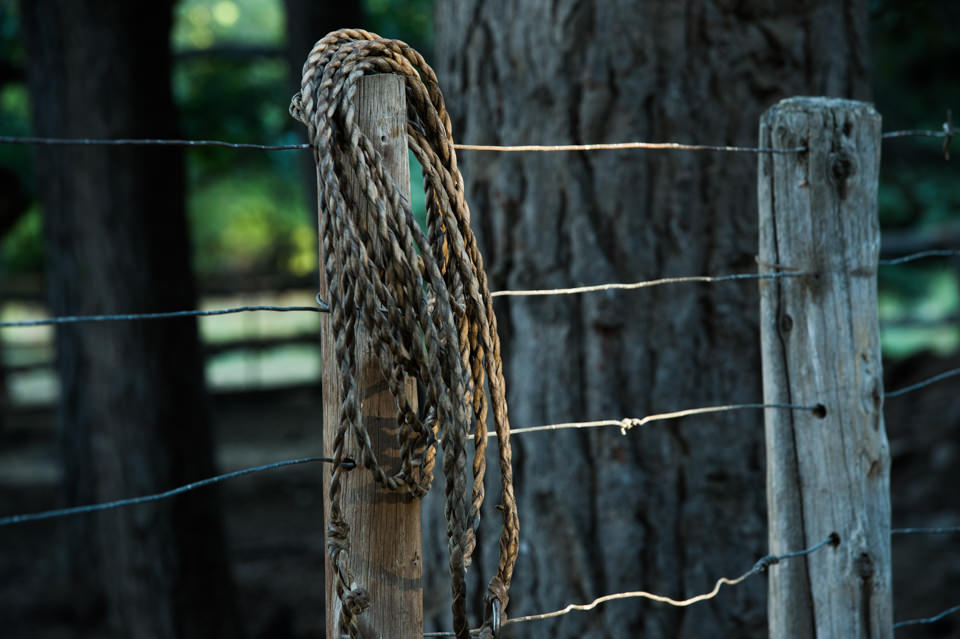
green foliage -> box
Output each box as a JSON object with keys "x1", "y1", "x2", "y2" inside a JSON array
[
  {"x1": 0, "y1": 4, "x2": 37, "y2": 276},
  {"x1": 174, "y1": 0, "x2": 284, "y2": 50},
  {"x1": 871, "y1": 0, "x2": 960, "y2": 356},
  {"x1": 0, "y1": 205, "x2": 43, "y2": 274},
  {"x1": 188, "y1": 165, "x2": 314, "y2": 275},
  {"x1": 171, "y1": 0, "x2": 433, "y2": 279},
  {"x1": 2, "y1": 0, "x2": 955, "y2": 360},
  {"x1": 172, "y1": 0, "x2": 306, "y2": 277},
  {"x1": 364, "y1": 0, "x2": 434, "y2": 58}
]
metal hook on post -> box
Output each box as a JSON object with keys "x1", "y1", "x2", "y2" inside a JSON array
[{"x1": 490, "y1": 597, "x2": 501, "y2": 639}]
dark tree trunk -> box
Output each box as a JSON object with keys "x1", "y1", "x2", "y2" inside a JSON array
[
  {"x1": 283, "y1": 0, "x2": 364, "y2": 84},
  {"x1": 432, "y1": 2, "x2": 869, "y2": 638},
  {"x1": 19, "y1": 2, "x2": 242, "y2": 637},
  {"x1": 282, "y1": 0, "x2": 365, "y2": 217}
]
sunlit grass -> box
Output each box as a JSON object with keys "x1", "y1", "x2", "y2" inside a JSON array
[{"x1": 879, "y1": 267, "x2": 960, "y2": 358}]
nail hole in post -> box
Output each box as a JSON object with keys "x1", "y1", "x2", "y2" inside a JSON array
[{"x1": 812, "y1": 404, "x2": 827, "y2": 419}]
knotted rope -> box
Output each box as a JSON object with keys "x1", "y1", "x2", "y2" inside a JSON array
[{"x1": 290, "y1": 29, "x2": 518, "y2": 639}]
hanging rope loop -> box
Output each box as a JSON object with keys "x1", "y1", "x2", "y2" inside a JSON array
[{"x1": 291, "y1": 29, "x2": 519, "y2": 639}]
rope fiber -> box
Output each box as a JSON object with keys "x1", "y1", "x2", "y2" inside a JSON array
[{"x1": 289, "y1": 29, "x2": 517, "y2": 639}]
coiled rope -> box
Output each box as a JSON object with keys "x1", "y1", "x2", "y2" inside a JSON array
[{"x1": 290, "y1": 29, "x2": 518, "y2": 639}]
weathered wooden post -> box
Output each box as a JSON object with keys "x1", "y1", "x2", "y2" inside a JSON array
[
  {"x1": 316, "y1": 74, "x2": 422, "y2": 639},
  {"x1": 758, "y1": 97, "x2": 892, "y2": 639}
]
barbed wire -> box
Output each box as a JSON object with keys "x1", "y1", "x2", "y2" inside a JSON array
[
  {"x1": 424, "y1": 534, "x2": 838, "y2": 637},
  {"x1": 894, "y1": 603, "x2": 960, "y2": 629},
  {"x1": 0, "y1": 135, "x2": 310, "y2": 151},
  {"x1": 490, "y1": 271, "x2": 805, "y2": 298},
  {"x1": 0, "y1": 403, "x2": 813, "y2": 527},
  {"x1": 0, "y1": 456, "x2": 344, "y2": 527},
  {"x1": 1, "y1": 252, "x2": 953, "y2": 329},
  {"x1": 0, "y1": 304, "x2": 327, "y2": 328},
  {"x1": 490, "y1": 403, "x2": 820, "y2": 438},
  {"x1": 0, "y1": 127, "x2": 952, "y2": 154},
  {"x1": 0, "y1": 271, "x2": 801, "y2": 328},
  {"x1": 881, "y1": 129, "x2": 957, "y2": 140},
  {"x1": 452, "y1": 141, "x2": 807, "y2": 153},
  {"x1": 892, "y1": 525, "x2": 960, "y2": 535},
  {"x1": 879, "y1": 249, "x2": 960, "y2": 265},
  {"x1": 884, "y1": 367, "x2": 960, "y2": 398}
]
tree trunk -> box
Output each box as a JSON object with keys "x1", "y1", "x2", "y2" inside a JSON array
[
  {"x1": 19, "y1": 2, "x2": 242, "y2": 637},
  {"x1": 282, "y1": 0, "x2": 365, "y2": 215},
  {"x1": 432, "y1": 2, "x2": 869, "y2": 637}
]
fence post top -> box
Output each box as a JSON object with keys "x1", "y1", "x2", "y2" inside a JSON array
[{"x1": 767, "y1": 96, "x2": 879, "y2": 116}]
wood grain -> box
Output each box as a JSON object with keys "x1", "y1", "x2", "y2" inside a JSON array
[
  {"x1": 759, "y1": 96, "x2": 892, "y2": 639},
  {"x1": 318, "y1": 73, "x2": 422, "y2": 639}
]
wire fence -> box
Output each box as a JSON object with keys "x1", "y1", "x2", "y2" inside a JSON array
[
  {"x1": 0, "y1": 124, "x2": 958, "y2": 635},
  {"x1": 1, "y1": 125, "x2": 955, "y2": 153},
  {"x1": 0, "y1": 246, "x2": 952, "y2": 329}
]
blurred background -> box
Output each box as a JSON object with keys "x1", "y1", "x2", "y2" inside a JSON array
[
  {"x1": 1, "y1": 0, "x2": 957, "y2": 408},
  {"x1": 0, "y1": 1, "x2": 957, "y2": 638},
  {"x1": 0, "y1": 0, "x2": 432, "y2": 405}
]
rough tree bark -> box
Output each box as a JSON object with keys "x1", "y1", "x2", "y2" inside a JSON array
[
  {"x1": 431, "y1": 2, "x2": 869, "y2": 637},
  {"x1": 19, "y1": 2, "x2": 242, "y2": 637}
]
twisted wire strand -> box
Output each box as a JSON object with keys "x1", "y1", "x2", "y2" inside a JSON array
[
  {"x1": 892, "y1": 525, "x2": 960, "y2": 535},
  {"x1": 291, "y1": 29, "x2": 516, "y2": 639},
  {"x1": 0, "y1": 457, "x2": 337, "y2": 527},
  {"x1": 491, "y1": 403, "x2": 820, "y2": 438},
  {"x1": 878, "y1": 249, "x2": 960, "y2": 265},
  {"x1": 894, "y1": 603, "x2": 960, "y2": 629},
  {"x1": 885, "y1": 367, "x2": 960, "y2": 398},
  {"x1": 8, "y1": 251, "x2": 952, "y2": 330},
  {"x1": 0, "y1": 305, "x2": 325, "y2": 328},
  {"x1": 424, "y1": 535, "x2": 838, "y2": 636},
  {"x1": 2, "y1": 126, "x2": 952, "y2": 152},
  {"x1": 451, "y1": 141, "x2": 807, "y2": 153},
  {"x1": 490, "y1": 271, "x2": 806, "y2": 297}
]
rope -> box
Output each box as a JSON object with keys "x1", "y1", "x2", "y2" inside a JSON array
[{"x1": 289, "y1": 29, "x2": 517, "y2": 639}]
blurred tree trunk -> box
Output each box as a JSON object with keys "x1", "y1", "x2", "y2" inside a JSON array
[
  {"x1": 282, "y1": 0, "x2": 365, "y2": 404},
  {"x1": 19, "y1": 2, "x2": 243, "y2": 638},
  {"x1": 282, "y1": 0, "x2": 364, "y2": 193},
  {"x1": 432, "y1": 2, "x2": 869, "y2": 638},
  {"x1": 283, "y1": 0, "x2": 364, "y2": 84}
]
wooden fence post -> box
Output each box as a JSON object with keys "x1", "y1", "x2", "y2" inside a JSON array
[
  {"x1": 758, "y1": 97, "x2": 892, "y2": 639},
  {"x1": 317, "y1": 74, "x2": 423, "y2": 639}
]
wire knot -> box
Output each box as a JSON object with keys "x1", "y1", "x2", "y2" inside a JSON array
[
  {"x1": 343, "y1": 587, "x2": 371, "y2": 616},
  {"x1": 619, "y1": 418, "x2": 642, "y2": 435},
  {"x1": 753, "y1": 555, "x2": 780, "y2": 572},
  {"x1": 327, "y1": 520, "x2": 351, "y2": 554}
]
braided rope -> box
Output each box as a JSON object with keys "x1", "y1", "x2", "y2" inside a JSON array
[{"x1": 290, "y1": 29, "x2": 518, "y2": 639}]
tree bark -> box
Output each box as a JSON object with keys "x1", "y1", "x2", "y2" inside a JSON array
[
  {"x1": 19, "y1": 2, "x2": 242, "y2": 637},
  {"x1": 432, "y1": 2, "x2": 869, "y2": 637}
]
